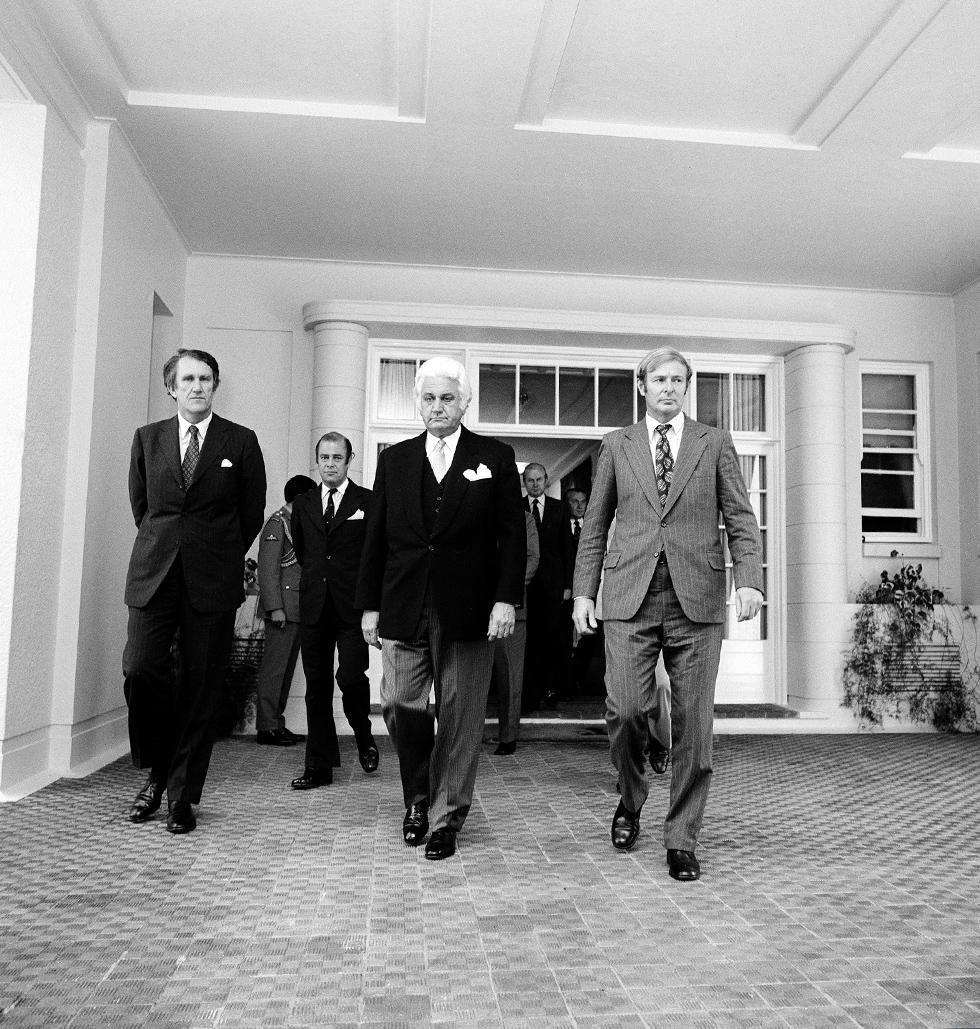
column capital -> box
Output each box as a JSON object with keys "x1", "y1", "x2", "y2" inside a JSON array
[
  {"x1": 785, "y1": 340, "x2": 853, "y2": 360},
  {"x1": 302, "y1": 301, "x2": 368, "y2": 334}
]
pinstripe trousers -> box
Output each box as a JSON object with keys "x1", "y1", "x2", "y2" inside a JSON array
[
  {"x1": 381, "y1": 602, "x2": 495, "y2": 833},
  {"x1": 603, "y1": 556, "x2": 723, "y2": 851}
]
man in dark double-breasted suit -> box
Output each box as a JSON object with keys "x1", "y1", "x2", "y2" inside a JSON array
[
  {"x1": 356, "y1": 357, "x2": 526, "y2": 860},
  {"x1": 123, "y1": 348, "x2": 267, "y2": 834},
  {"x1": 289, "y1": 433, "x2": 377, "y2": 789}
]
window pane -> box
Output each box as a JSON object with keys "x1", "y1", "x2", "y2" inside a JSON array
[
  {"x1": 559, "y1": 367, "x2": 594, "y2": 426},
  {"x1": 479, "y1": 364, "x2": 516, "y2": 423},
  {"x1": 732, "y1": 374, "x2": 765, "y2": 431},
  {"x1": 861, "y1": 472, "x2": 914, "y2": 509},
  {"x1": 861, "y1": 453, "x2": 914, "y2": 472},
  {"x1": 697, "y1": 373, "x2": 728, "y2": 429},
  {"x1": 863, "y1": 373, "x2": 914, "y2": 409},
  {"x1": 863, "y1": 411, "x2": 915, "y2": 431},
  {"x1": 863, "y1": 516, "x2": 918, "y2": 534},
  {"x1": 377, "y1": 359, "x2": 417, "y2": 420},
  {"x1": 518, "y1": 366, "x2": 556, "y2": 424},
  {"x1": 862, "y1": 433, "x2": 914, "y2": 449},
  {"x1": 738, "y1": 454, "x2": 766, "y2": 491},
  {"x1": 597, "y1": 369, "x2": 633, "y2": 427}
]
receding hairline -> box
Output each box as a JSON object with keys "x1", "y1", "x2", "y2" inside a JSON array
[
  {"x1": 315, "y1": 432, "x2": 353, "y2": 461},
  {"x1": 522, "y1": 463, "x2": 548, "y2": 479}
]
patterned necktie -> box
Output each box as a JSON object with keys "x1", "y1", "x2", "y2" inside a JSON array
[
  {"x1": 654, "y1": 424, "x2": 673, "y2": 507},
  {"x1": 531, "y1": 498, "x2": 541, "y2": 529},
  {"x1": 573, "y1": 518, "x2": 581, "y2": 537},
  {"x1": 430, "y1": 439, "x2": 447, "y2": 483},
  {"x1": 182, "y1": 424, "x2": 200, "y2": 487},
  {"x1": 324, "y1": 488, "x2": 337, "y2": 525}
]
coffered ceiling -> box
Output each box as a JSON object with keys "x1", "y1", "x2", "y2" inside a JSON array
[{"x1": 10, "y1": 0, "x2": 980, "y2": 292}]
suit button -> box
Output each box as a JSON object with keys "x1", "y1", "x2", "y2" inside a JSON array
[
  {"x1": 326, "y1": 555, "x2": 332, "y2": 560},
  {"x1": 661, "y1": 520, "x2": 667, "y2": 527},
  {"x1": 428, "y1": 545, "x2": 434, "y2": 552}
]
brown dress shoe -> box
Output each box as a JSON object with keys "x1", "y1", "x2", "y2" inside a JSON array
[
  {"x1": 667, "y1": 849, "x2": 701, "y2": 881},
  {"x1": 128, "y1": 774, "x2": 165, "y2": 823}
]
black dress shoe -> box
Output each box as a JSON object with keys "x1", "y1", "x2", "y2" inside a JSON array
[
  {"x1": 544, "y1": 691, "x2": 560, "y2": 707},
  {"x1": 358, "y1": 740, "x2": 380, "y2": 774},
  {"x1": 611, "y1": 799, "x2": 641, "y2": 851},
  {"x1": 667, "y1": 849, "x2": 701, "y2": 881},
  {"x1": 128, "y1": 774, "x2": 165, "y2": 823},
  {"x1": 650, "y1": 747, "x2": 669, "y2": 775},
  {"x1": 425, "y1": 827, "x2": 457, "y2": 860},
  {"x1": 166, "y1": 802, "x2": 196, "y2": 835},
  {"x1": 256, "y1": 728, "x2": 297, "y2": 746},
  {"x1": 402, "y1": 803, "x2": 429, "y2": 846},
  {"x1": 290, "y1": 767, "x2": 332, "y2": 790},
  {"x1": 281, "y1": 727, "x2": 306, "y2": 743},
  {"x1": 494, "y1": 741, "x2": 517, "y2": 756}
]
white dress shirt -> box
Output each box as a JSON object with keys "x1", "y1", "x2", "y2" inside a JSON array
[
  {"x1": 321, "y1": 476, "x2": 350, "y2": 514},
  {"x1": 426, "y1": 427, "x2": 461, "y2": 477},
  {"x1": 177, "y1": 412, "x2": 213, "y2": 461},
  {"x1": 645, "y1": 410, "x2": 685, "y2": 465}
]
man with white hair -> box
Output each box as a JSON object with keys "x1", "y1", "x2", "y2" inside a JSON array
[{"x1": 356, "y1": 357, "x2": 526, "y2": 859}]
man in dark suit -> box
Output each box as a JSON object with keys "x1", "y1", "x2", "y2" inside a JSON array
[
  {"x1": 289, "y1": 433, "x2": 377, "y2": 789},
  {"x1": 356, "y1": 357, "x2": 526, "y2": 860},
  {"x1": 573, "y1": 347, "x2": 763, "y2": 881},
  {"x1": 522, "y1": 462, "x2": 567, "y2": 709},
  {"x1": 253, "y1": 474, "x2": 317, "y2": 746},
  {"x1": 560, "y1": 487, "x2": 598, "y2": 696},
  {"x1": 123, "y1": 348, "x2": 267, "y2": 834}
]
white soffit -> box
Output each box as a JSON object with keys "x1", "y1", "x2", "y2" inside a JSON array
[
  {"x1": 86, "y1": 0, "x2": 431, "y2": 122},
  {"x1": 518, "y1": 0, "x2": 949, "y2": 151}
]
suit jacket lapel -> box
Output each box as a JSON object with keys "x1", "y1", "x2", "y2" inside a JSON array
[
  {"x1": 623, "y1": 420, "x2": 662, "y2": 512},
  {"x1": 401, "y1": 434, "x2": 428, "y2": 537},
  {"x1": 189, "y1": 413, "x2": 228, "y2": 485},
  {"x1": 162, "y1": 417, "x2": 183, "y2": 488},
  {"x1": 663, "y1": 419, "x2": 709, "y2": 517},
  {"x1": 329, "y1": 482, "x2": 363, "y2": 531},
  {"x1": 432, "y1": 427, "x2": 476, "y2": 534}
]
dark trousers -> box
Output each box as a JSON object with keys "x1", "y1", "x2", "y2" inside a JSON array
[
  {"x1": 603, "y1": 557, "x2": 723, "y2": 852},
  {"x1": 122, "y1": 555, "x2": 236, "y2": 807},
  {"x1": 522, "y1": 580, "x2": 563, "y2": 708},
  {"x1": 299, "y1": 593, "x2": 371, "y2": 771},
  {"x1": 255, "y1": 620, "x2": 301, "y2": 732}
]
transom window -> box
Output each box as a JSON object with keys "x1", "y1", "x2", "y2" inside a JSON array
[{"x1": 860, "y1": 362, "x2": 931, "y2": 542}]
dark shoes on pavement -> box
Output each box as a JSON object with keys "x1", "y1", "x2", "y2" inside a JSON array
[
  {"x1": 402, "y1": 803, "x2": 429, "y2": 846},
  {"x1": 611, "y1": 799, "x2": 642, "y2": 851},
  {"x1": 358, "y1": 738, "x2": 380, "y2": 774},
  {"x1": 256, "y1": 727, "x2": 305, "y2": 746},
  {"x1": 493, "y1": 741, "x2": 517, "y2": 756},
  {"x1": 667, "y1": 849, "x2": 701, "y2": 881},
  {"x1": 650, "y1": 745, "x2": 669, "y2": 775},
  {"x1": 425, "y1": 828, "x2": 457, "y2": 860},
  {"x1": 290, "y1": 767, "x2": 332, "y2": 790},
  {"x1": 128, "y1": 775, "x2": 165, "y2": 823},
  {"x1": 166, "y1": 801, "x2": 196, "y2": 835}
]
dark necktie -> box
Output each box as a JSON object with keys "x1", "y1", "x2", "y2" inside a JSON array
[
  {"x1": 655, "y1": 424, "x2": 673, "y2": 507},
  {"x1": 531, "y1": 498, "x2": 541, "y2": 529},
  {"x1": 181, "y1": 424, "x2": 200, "y2": 487},
  {"x1": 324, "y1": 488, "x2": 337, "y2": 526},
  {"x1": 573, "y1": 518, "x2": 581, "y2": 537}
]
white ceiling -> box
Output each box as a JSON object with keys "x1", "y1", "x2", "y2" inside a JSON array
[{"x1": 18, "y1": 0, "x2": 980, "y2": 292}]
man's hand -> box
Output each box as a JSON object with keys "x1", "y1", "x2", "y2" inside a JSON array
[
  {"x1": 572, "y1": 597, "x2": 598, "y2": 636},
  {"x1": 735, "y1": 587, "x2": 764, "y2": 622},
  {"x1": 268, "y1": 608, "x2": 287, "y2": 628},
  {"x1": 361, "y1": 610, "x2": 382, "y2": 649},
  {"x1": 487, "y1": 602, "x2": 516, "y2": 640}
]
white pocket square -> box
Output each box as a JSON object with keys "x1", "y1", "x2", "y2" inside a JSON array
[
  {"x1": 220, "y1": 458, "x2": 233, "y2": 468},
  {"x1": 463, "y1": 463, "x2": 492, "y2": 481},
  {"x1": 347, "y1": 509, "x2": 365, "y2": 520}
]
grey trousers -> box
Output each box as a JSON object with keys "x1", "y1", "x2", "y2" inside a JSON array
[
  {"x1": 492, "y1": 621, "x2": 527, "y2": 745},
  {"x1": 254, "y1": 619, "x2": 301, "y2": 732},
  {"x1": 381, "y1": 603, "x2": 495, "y2": 833},
  {"x1": 603, "y1": 558, "x2": 723, "y2": 851}
]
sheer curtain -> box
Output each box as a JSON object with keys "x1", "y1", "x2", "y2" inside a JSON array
[
  {"x1": 377, "y1": 359, "x2": 418, "y2": 420},
  {"x1": 732, "y1": 374, "x2": 764, "y2": 432}
]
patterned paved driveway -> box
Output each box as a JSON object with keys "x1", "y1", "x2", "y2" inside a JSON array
[{"x1": 1, "y1": 733, "x2": 979, "y2": 1027}]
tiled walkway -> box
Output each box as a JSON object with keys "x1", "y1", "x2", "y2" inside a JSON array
[{"x1": 2, "y1": 733, "x2": 979, "y2": 1028}]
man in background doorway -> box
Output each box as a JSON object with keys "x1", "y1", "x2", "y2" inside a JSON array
[
  {"x1": 123, "y1": 348, "x2": 267, "y2": 835},
  {"x1": 522, "y1": 462, "x2": 567, "y2": 709},
  {"x1": 254, "y1": 473, "x2": 318, "y2": 747}
]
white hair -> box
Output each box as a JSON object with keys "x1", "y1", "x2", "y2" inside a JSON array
[{"x1": 414, "y1": 357, "x2": 472, "y2": 405}]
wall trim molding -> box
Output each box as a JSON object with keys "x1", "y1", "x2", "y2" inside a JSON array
[{"x1": 303, "y1": 299, "x2": 855, "y2": 350}]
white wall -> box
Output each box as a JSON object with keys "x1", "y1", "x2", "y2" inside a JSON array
[{"x1": 954, "y1": 279, "x2": 980, "y2": 605}]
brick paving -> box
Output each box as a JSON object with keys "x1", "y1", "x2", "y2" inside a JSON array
[{"x1": 1, "y1": 733, "x2": 979, "y2": 1027}]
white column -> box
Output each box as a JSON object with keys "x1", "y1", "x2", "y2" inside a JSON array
[
  {"x1": 302, "y1": 315, "x2": 369, "y2": 483},
  {"x1": 783, "y1": 342, "x2": 850, "y2": 714}
]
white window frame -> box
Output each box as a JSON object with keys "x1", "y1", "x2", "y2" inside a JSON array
[{"x1": 860, "y1": 361, "x2": 932, "y2": 544}]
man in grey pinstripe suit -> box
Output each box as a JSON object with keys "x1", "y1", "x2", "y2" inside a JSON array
[
  {"x1": 572, "y1": 348, "x2": 763, "y2": 881},
  {"x1": 357, "y1": 357, "x2": 526, "y2": 860}
]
